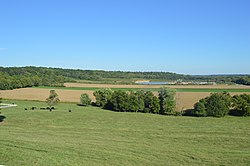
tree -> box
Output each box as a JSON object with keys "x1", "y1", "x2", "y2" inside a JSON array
[
  {"x1": 150, "y1": 96, "x2": 160, "y2": 114},
  {"x1": 158, "y1": 87, "x2": 176, "y2": 115},
  {"x1": 144, "y1": 91, "x2": 154, "y2": 109},
  {"x1": 93, "y1": 88, "x2": 113, "y2": 108},
  {"x1": 193, "y1": 100, "x2": 207, "y2": 117},
  {"x1": 128, "y1": 91, "x2": 145, "y2": 112},
  {"x1": 80, "y1": 93, "x2": 91, "y2": 106},
  {"x1": 110, "y1": 90, "x2": 130, "y2": 112},
  {"x1": 205, "y1": 93, "x2": 230, "y2": 117},
  {"x1": 232, "y1": 94, "x2": 250, "y2": 116},
  {"x1": 46, "y1": 90, "x2": 60, "y2": 108}
]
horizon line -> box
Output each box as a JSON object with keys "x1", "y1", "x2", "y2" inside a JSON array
[{"x1": 0, "y1": 65, "x2": 249, "y2": 76}]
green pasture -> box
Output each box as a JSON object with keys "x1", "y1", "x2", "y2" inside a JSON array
[
  {"x1": 0, "y1": 100, "x2": 249, "y2": 165},
  {"x1": 36, "y1": 86, "x2": 250, "y2": 93}
]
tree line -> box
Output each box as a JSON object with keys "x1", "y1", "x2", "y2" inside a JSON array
[
  {"x1": 79, "y1": 89, "x2": 250, "y2": 117},
  {"x1": 80, "y1": 88, "x2": 177, "y2": 115},
  {"x1": 0, "y1": 66, "x2": 249, "y2": 90},
  {"x1": 193, "y1": 92, "x2": 250, "y2": 117}
]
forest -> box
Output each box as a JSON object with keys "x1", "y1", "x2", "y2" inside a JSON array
[{"x1": 0, "y1": 66, "x2": 249, "y2": 90}]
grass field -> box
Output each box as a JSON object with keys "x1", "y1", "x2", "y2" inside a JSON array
[{"x1": 0, "y1": 100, "x2": 250, "y2": 165}]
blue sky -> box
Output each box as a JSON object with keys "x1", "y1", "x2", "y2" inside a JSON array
[{"x1": 0, "y1": 0, "x2": 249, "y2": 75}]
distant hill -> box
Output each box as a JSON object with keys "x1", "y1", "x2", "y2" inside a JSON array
[{"x1": 0, "y1": 66, "x2": 249, "y2": 90}]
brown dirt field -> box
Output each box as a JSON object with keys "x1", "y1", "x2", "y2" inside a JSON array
[
  {"x1": 1, "y1": 88, "x2": 249, "y2": 111},
  {"x1": 0, "y1": 88, "x2": 94, "y2": 103},
  {"x1": 65, "y1": 83, "x2": 250, "y2": 89}
]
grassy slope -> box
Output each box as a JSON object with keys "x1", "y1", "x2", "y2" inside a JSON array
[
  {"x1": 36, "y1": 86, "x2": 250, "y2": 92},
  {"x1": 0, "y1": 100, "x2": 250, "y2": 166}
]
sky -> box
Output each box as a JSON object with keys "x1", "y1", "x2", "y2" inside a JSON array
[{"x1": 0, "y1": 0, "x2": 249, "y2": 75}]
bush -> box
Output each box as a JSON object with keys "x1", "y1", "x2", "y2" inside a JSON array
[
  {"x1": 129, "y1": 91, "x2": 144, "y2": 112},
  {"x1": 193, "y1": 101, "x2": 207, "y2": 117},
  {"x1": 46, "y1": 90, "x2": 60, "y2": 108},
  {"x1": 232, "y1": 94, "x2": 250, "y2": 116},
  {"x1": 205, "y1": 93, "x2": 230, "y2": 117},
  {"x1": 93, "y1": 88, "x2": 113, "y2": 108},
  {"x1": 150, "y1": 96, "x2": 160, "y2": 114},
  {"x1": 80, "y1": 93, "x2": 91, "y2": 106},
  {"x1": 193, "y1": 93, "x2": 232, "y2": 117},
  {"x1": 143, "y1": 108, "x2": 150, "y2": 113},
  {"x1": 158, "y1": 87, "x2": 176, "y2": 115},
  {"x1": 110, "y1": 91, "x2": 130, "y2": 112}
]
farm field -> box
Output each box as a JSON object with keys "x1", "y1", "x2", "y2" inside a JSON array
[
  {"x1": 1, "y1": 83, "x2": 250, "y2": 111},
  {"x1": 65, "y1": 83, "x2": 250, "y2": 89},
  {"x1": 0, "y1": 99, "x2": 249, "y2": 165}
]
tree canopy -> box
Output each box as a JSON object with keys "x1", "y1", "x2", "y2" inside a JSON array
[
  {"x1": 0, "y1": 66, "x2": 249, "y2": 90},
  {"x1": 46, "y1": 90, "x2": 60, "y2": 107}
]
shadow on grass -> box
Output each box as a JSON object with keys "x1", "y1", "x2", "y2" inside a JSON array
[
  {"x1": 0, "y1": 115, "x2": 6, "y2": 122},
  {"x1": 182, "y1": 109, "x2": 195, "y2": 116}
]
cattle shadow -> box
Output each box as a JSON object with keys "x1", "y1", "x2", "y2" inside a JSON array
[{"x1": 0, "y1": 115, "x2": 6, "y2": 122}]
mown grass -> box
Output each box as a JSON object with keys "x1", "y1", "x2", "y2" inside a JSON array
[
  {"x1": 0, "y1": 99, "x2": 250, "y2": 165},
  {"x1": 36, "y1": 86, "x2": 250, "y2": 92}
]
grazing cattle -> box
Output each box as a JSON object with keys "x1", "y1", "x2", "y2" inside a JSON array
[
  {"x1": 40, "y1": 107, "x2": 46, "y2": 110},
  {"x1": 69, "y1": 110, "x2": 71, "y2": 112},
  {"x1": 51, "y1": 107, "x2": 55, "y2": 110},
  {"x1": 24, "y1": 108, "x2": 28, "y2": 110},
  {"x1": 46, "y1": 107, "x2": 50, "y2": 110},
  {"x1": 31, "y1": 107, "x2": 36, "y2": 110}
]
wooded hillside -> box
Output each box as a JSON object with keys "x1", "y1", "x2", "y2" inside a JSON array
[{"x1": 0, "y1": 66, "x2": 249, "y2": 90}]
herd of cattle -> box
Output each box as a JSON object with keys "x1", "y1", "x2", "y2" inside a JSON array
[{"x1": 24, "y1": 107, "x2": 72, "y2": 112}]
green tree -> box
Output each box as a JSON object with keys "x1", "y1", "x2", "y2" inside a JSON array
[
  {"x1": 93, "y1": 88, "x2": 113, "y2": 108},
  {"x1": 232, "y1": 94, "x2": 250, "y2": 116},
  {"x1": 144, "y1": 91, "x2": 154, "y2": 109},
  {"x1": 205, "y1": 93, "x2": 230, "y2": 117},
  {"x1": 128, "y1": 91, "x2": 145, "y2": 112},
  {"x1": 46, "y1": 90, "x2": 60, "y2": 108},
  {"x1": 150, "y1": 96, "x2": 160, "y2": 114},
  {"x1": 110, "y1": 90, "x2": 130, "y2": 112},
  {"x1": 80, "y1": 93, "x2": 91, "y2": 106},
  {"x1": 193, "y1": 100, "x2": 207, "y2": 117},
  {"x1": 158, "y1": 87, "x2": 176, "y2": 115}
]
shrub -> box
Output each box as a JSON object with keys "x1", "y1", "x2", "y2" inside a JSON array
[
  {"x1": 143, "y1": 108, "x2": 150, "y2": 113},
  {"x1": 80, "y1": 93, "x2": 91, "y2": 106},
  {"x1": 129, "y1": 91, "x2": 144, "y2": 112},
  {"x1": 93, "y1": 88, "x2": 113, "y2": 108},
  {"x1": 232, "y1": 94, "x2": 250, "y2": 116},
  {"x1": 193, "y1": 93, "x2": 232, "y2": 117},
  {"x1": 150, "y1": 96, "x2": 160, "y2": 114},
  {"x1": 193, "y1": 101, "x2": 207, "y2": 117},
  {"x1": 110, "y1": 91, "x2": 130, "y2": 112},
  {"x1": 46, "y1": 90, "x2": 60, "y2": 108},
  {"x1": 205, "y1": 93, "x2": 230, "y2": 117},
  {"x1": 158, "y1": 87, "x2": 176, "y2": 115}
]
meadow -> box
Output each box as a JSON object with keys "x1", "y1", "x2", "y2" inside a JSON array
[{"x1": 0, "y1": 99, "x2": 250, "y2": 165}]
